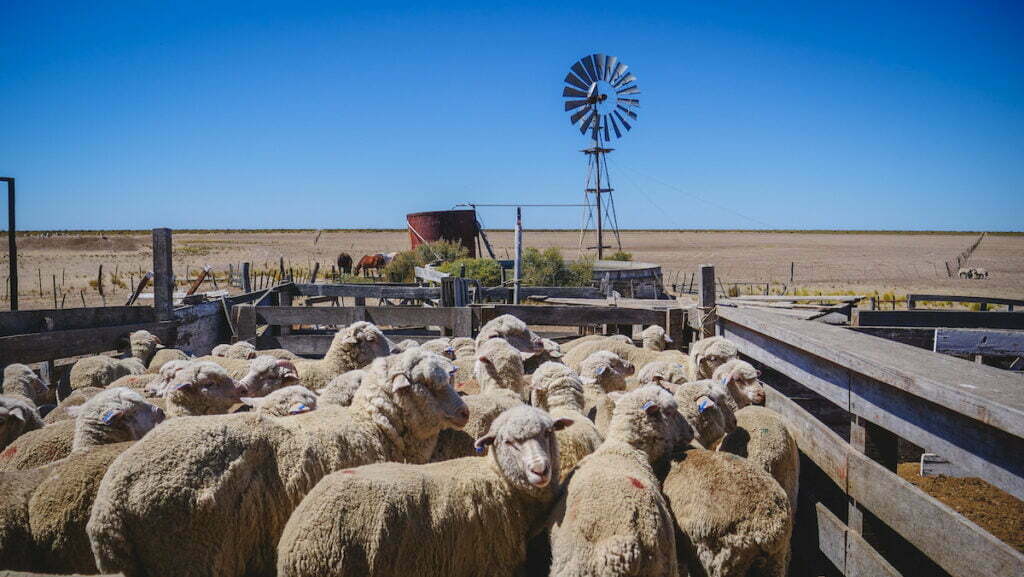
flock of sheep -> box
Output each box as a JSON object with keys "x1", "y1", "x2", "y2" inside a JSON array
[{"x1": 0, "y1": 314, "x2": 797, "y2": 577}]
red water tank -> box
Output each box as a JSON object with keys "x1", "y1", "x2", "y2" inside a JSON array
[{"x1": 406, "y1": 210, "x2": 479, "y2": 257}]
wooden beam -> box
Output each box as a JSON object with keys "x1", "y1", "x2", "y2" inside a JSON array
[
  {"x1": 247, "y1": 305, "x2": 471, "y2": 331},
  {"x1": 908, "y1": 294, "x2": 1024, "y2": 308},
  {"x1": 847, "y1": 327, "x2": 935, "y2": 350},
  {"x1": 0, "y1": 306, "x2": 157, "y2": 337},
  {"x1": 934, "y1": 328, "x2": 1024, "y2": 356},
  {"x1": 733, "y1": 295, "x2": 866, "y2": 303},
  {"x1": 816, "y1": 503, "x2": 902, "y2": 577},
  {"x1": 152, "y1": 228, "x2": 174, "y2": 322},
  {"x1": 0, "y1": 321, "x2": 176, "y2": 365},
  {"x1": 853, "y1": 310, "x2": 1024, "y2": 330},
  {"x1": 478, "y1": 304, "x2": 666, "y2": 327},
  {"x1": 292, "y1": 283, "x2": 440, "y2": 300}
]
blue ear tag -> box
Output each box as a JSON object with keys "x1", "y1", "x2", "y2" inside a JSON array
[
  {"x1": 290, "y1": 404, "x2": 310, "y2": 415},
  {"x1": 101, "y1": 410, "x2": 119, "y2": 424},
  {"x1": 698, "y1": 399, "x2": 711, "y2": 414},
  {"x1": 475, "y1": 445, "x2": 484, "y2": 454},
  {"x1": 642, "y1": 400, "x2": 655, "y2": 411}
]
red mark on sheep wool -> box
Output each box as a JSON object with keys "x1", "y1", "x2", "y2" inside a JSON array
[
  {"x1": 627, "y1": 476, "x2": 645, "y2": 489},
  {"x1": 1, "y1": 446, "x2": 16, "y2": 459},
  {"x1": 341, "y1": 469, "x2": 355, "y2": 475}
]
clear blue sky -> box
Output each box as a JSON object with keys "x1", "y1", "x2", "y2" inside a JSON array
[{"x1": 2, "y1": 2, "x2": 1021, "y2": 231}]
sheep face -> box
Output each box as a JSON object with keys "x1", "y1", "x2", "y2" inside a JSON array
[
  {"x1": 387, "y1": 350, "x2": 470, "y2": 434},
  {"x1": 420, "y1": 338, "x2": 456, "y2": 360},
  {"x1": 473, "y1": 338, "x2": 526, "y2": 395},
  {"x1": 165, "y1": 362, "x2": 244, "y2": 415},
  {"x1": 474, "y1": 405, "x2": 571, "y2": 489},
  {"x1": 449, "y1": 337, "x2": 476, "y2": 359},
  {"x1": 3, "y1": 364, "x2": 48, "y2": 403},
  {"x1": 638, "y1": 361, "x2": 689, "y2": 388},
  {"x1": 641, "y1": 325, "x2": 671, "y2": 351},
  {"x1": 692, "y1": 336, "x2": 739, "y2": 380},
  {"x1": 477, "y1": 314, "x2": 544, "y2": 354},
  {"x1": 242, "y1": 385, "x2": 318, "y2": 417},
  {"x1": 76, "y1": 387, "x2": 166, "y2": 444},
  {"x1": 529, "y1": 362, "x2": 577, "y2": 408},
  {"x1": 673, "y1": 381, "x2": 736, "y2": 450},
  {"x1": 129, "y1": 330, "x2": 163, "y2": 364},
  {"x1": 713, "y1": 360, "x2": 765, "y2": 408},
  {"x1": 238, "y1": 356, "x2": 300, "y2": 397},
  {"x1": 580, "y1": 351, "x2": 635, "y2": 392},
  {"x1": 335, "y1": 321, "x2": 393, "y2": 367},
  {"x1": 144, "y1": 360, "x2": 190, "y2": 397},
  {"x1": 606, "y1": 385, "x2": 693, "y2": 462},
  {"x1": 0, "y1": 395, "x2": 43, "y2": 449}
]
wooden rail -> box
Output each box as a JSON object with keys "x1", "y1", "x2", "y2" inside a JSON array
[
  {"x1": 853, "y1": 309, "x2": 1024, "y2": 330},
  {"x1": 718, "y1": 306, "x2": 1024, "y2": 577},
  {"x1": 908, "y1": 293, "x2": 1022, "y2": 311}
]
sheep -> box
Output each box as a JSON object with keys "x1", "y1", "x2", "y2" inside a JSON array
[
  {"x1": 524, "y1": 338, "x2": 565, "y2": 374},
  {"x1": 450, "y1": 336, "x2": 476, "y2": 358},
  {"x1": 236, "y1": 356, "x2": 300, "y2": 397},
  {"x1": 712, "y1": 359, "x2": 766, "y2": 407},
  {"x1": 476, "y1": 313, "x2": 544, "y2": 354},
  {"x1": 688, "y1": 335, "x2": 738, "y2": 381},
  {"x1": 146, "y1": 343, "x2": 190, "y2": 373},
  {"x1": 2, "y1": 365, "x2": 49, "y2": 407},
  {"x1": 578, "y1": 350, "x2": 634, "y2": 435},
  {"x1": 68, "y1": 356, "x2": 146, "y2": 391},
  {"x1": 276, "y1": 405, "x2": 571, "y2": 577},
  {"x1": 640, "y1": 324, "x2": 672, "y2": 351},
  {"x1": 431, "y1": 337, "x2": 528, "y2": 460},
  {"x1": 633, "y1": 360, "x2": 689, "y2": 390},
  {"x1": 449, "y1": 355, "x2": 480, "y2": 395},
  {"x1": 0, "y1": 396, "x2": 44, "y2": 451},
  {"x1": 564, "y1": 339, "x2": 688, "y2": 376},
  {"x1": 561, "y1": 333, "x2": 632, "y2": 352},
  {"x1": 88, "y1": 348, "x2": 470, "y2": 577},
  {"x1": 163, "y1": 362, "x2": 246, "y2": 417},
  {"x1": 529, "y1": 361, "x2": 577, "y2": 407},
  {"x1": 529, "y1": 367, "x2": 602, "y2": 482},
  {"x1": 420, "y1": 337, "x2": 456, "y2": 359},
  {"x1": 390, "y1": 338, "x2": 421, "y2": 353},
  {"x1": 0, "y1": 420, "x2": 75, "y2": 472},
  {"x1": 241, "y1": 385, "x2": 318, "y2": 417},
  {"x1": 549, "y1": 385, "x2": 691, "y2": 577},
  {"x1": 0, "y1": 388, "x2": 164, "y2": 573},
  {"x1": 212, "y1": 341, "x2": 257, "y2": 359},
  {"x1": 673, "y1": 380, "x2": 737, "y2": 450},
  {"x1": 128, "y1": 330, "x2": 164, "y2": 366},
  {"x1": 41, "y1": 388, "x2": 103, "y2": 424},
  {"x1": 662, "y1": 448, "x2": 793, "y2": 577},
  {"x1": 200, "y1": 321, "x2": 392, "y2": 388},
  {"x1": 319, "y1": 370, "x2": 366, "y2": 407}
]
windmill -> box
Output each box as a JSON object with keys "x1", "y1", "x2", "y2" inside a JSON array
[{"x1": 563, "y1": 53, "x2": 640, "y2": 259}]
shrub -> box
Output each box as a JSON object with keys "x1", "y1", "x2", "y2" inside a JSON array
[
  {"x1": 607, "y1": 250, "x2": 633, "y2": 261},
  {"x1": 521, "y1": 248, "x2": 593, "y2": 287},
  {"x1": 438, "y1": 258, "x2": 502, "y2": 286},
  {"x1": 383, "y1": 241, "x2": 469, "y2": 283}
]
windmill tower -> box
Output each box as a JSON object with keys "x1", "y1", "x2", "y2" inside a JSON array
[{"x1": 562, "y1": 53, "x2": 640, "y2": 259}]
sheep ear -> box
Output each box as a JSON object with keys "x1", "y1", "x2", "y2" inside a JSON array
[
  {"x1": 594, "y1": 365, "x2": 607, "y2": 376},
  {"x1": 473, "y1": 433, "x2": 496, "y2": 452},
  {"x1": 9, "y1": 406, "x2": 27, "y2": 422},
  {"x1": 696, "y1": 396, "x2": 716, "y2": 414},
  {"x1": 549, "y1": 349, "x2": 563, "y2": 358},
  {"x1": 101, "y1": 409, "x2": 124, "y2": 424},
  {"x1": 553, "y1": 417, "x2": 574, "y2": 431},
  {"x1": 607, "y1": 391, "x2": 626, "y2": 405},
  {"x1": 756, "y1": 369, "x2": 762, "y2": 378},
  {"x1": 664, "y1": 334, "x2": 673, "y2": 343},
  {"x1": 642, "y1": 400, "x2": 661, "y2": 416},
  {"x1": 390, "y1": 374, "x2": 412, "y2": 393}
]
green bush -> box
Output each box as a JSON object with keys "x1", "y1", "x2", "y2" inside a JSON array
[
  {"x1": 607, "y1": 250, "x2": 633, "y2": 261},
  {"x1": 521, "y1": 248, "x2": 593, "y2": 287},
  {"x1": 438, "y1": 258, "x2": 502, "y2": 286},
  {"x1": 383, "y1": 241, "x2": 469, "y2": 282}
]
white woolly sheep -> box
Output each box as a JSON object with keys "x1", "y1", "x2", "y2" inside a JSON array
[
  {"x1": 88, "y1": 348, "x2": 470, "y2": 577},
  {"x1": 2, "y1": 365, "x2": 49, "y2": 407},
  {"x1": 241, "y1": 385, "x2": 317, "y2": 417},
  {"x1": 633, "y1": 360, "x2": 689, "y2": 390},
  {"x1": 277, "y1": 405, "x2": 571, "y2": 577},
  {"x1": 68, "y1": 356, "x2": 146, "y2": 391},
  {"x1": 640, "y1": 325, "x2": 672, "y2": 351},
  {"x1": 524, "y1": 338, "x2": 565, "y2": 374},
  {"x1": 712, "y1": 359, "x2": 766, "y2": 407},
  {"x1": 529, "y1": 361, "x2": 577, "y2": 407},
  {"x1": 390, "y1": 338, "x2": 421, "y2": 353},
  {"x1": 560, "y1": 333, "x2": 632, "y2": 352},
  {"x1": 0, "y1": 420, "x2": 74, "y2": 472},
  {"x1": 476, "y1": 313, "x2": 544, "y2": 354},
  {"x1": 688, "y1": 335, "x2": 739, "y2": 381},
  {"x1": 128, "y1": 330, "x2": 164, "y2": 366},
  {"x1": 450, "y1": 336, "x2": 476, "y2": 358},
  {"x1": 319, "y1": 369, "x2": 366, "y2": 407},
  {"x1": 201, "y1": 321, "x2": 392, "y2": 389},
  {"x1": 578, "y1": 350, "x2": 634, "y2": 435},
  {"x1": 549, "y1": 385, "x2": 691, "y2": 577},
  {"x1": 236, "y1": 356, "x2": 300, "y2": 397},
  {"x1": 68, "y1": 387, "x2": 166, "y2": 451},
  {"x1": 474, "y1": 337, "x2": 529, "y2": 400},
  {"x1": 530, "y1": 369, "x2": 602, "y2": 482},
  {"x1": 564, "y1": 339, "x2": 687, "y2": 377},
  {"x1": 673, "y1": 380, "x2": 737, "y2": 450},
  {"x1": 162, "y1": 362, "x2": 246, "y2": 417},
  {"x1": 420, "y1": 337, "x2": 456, "y2": 359},
  {"x1": 663, "y1": 448, "x2": 793, "y2": 577},
  {"x1": 0, "y1": 396, "x2": 44, "y2": 451},
  {"x1": 212, "y1": 341, "x2": 257, "y2": 359}
]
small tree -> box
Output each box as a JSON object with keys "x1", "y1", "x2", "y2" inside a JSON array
[{"x1": 607, "y1": 250, "x2": 633, "y2": 262}]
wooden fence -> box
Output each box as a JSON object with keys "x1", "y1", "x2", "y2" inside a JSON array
[{"x1": 716, "y1": 305, "x2": 1024, "y2": 577}]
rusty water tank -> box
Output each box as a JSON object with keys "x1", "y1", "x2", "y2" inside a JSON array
[{"x1": 406, "y1": 210, "x2": 479, "y2": 257}]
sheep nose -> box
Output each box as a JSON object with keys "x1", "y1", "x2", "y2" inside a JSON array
[
  {"x1": 450, "y1": 405, "x2": 470, "y2": 428},
  {"x1": 529, "y1": 462, "x2": 548, "y2": 476}
]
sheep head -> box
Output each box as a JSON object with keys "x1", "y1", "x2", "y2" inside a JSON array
[
  {"x1": 129, "y1": 330, "x2": 164, "y2": 364},
  {"x1": 238, "y1": 355, "x2": 300, "y2": 397},
  {"x1": 144, "y1": 359, "x2": 190, "y2": 397},
  {"x1": 420, "y1": 338, "x2": 456, "y2": 360},
  {"x1": 605, "y1": 385, "x2": 693, "y2": 462},
  {"x1": 640, "y1": 325, "x2": 671, "y2": 351},
  {"x1": 476, "y1": 314, "x2": 544, "y2": 355},
  {"x1": 332, "y1": 321, "x2": 393, "y2": 369},
  {"x1": 164, "y1": 361, "x2": 245, "y2": 416},
  {"x1": 473, "y1": 338, "x2": 527, "y2": 398},
  {"x1": 579, "y1": 351, "x2": 635, "y2": 392},
  {"x1": 691, "y1": 336, "x2": 738, "y2": 380},
  {"x1": 0, "y1": 395, "x2": 43, "y2": 449},
  {"x1": 712, "y1": 359, "x2": 765, "y2": 408},
  {"x1": 529, "y1": 361, "x2": 577, "y2": 408},
  {"x1": 70, "y1": 387, "x2": 165, "y2": 450},
  {"x1": 637, "y1": 361, "x2": 689, "y2": 390},
  {"x1": 375, "y1": 349, "x2": 470, "y2": 434},
  {"x1": 3, "y1": 364, "x2": 49, "y2": 404},
  {"x1": 673, "y1": 380, "x2": 737, "y2": 450},
  {"x1": 241, "y1": 385, "x2": 318, "y2": 417},
  {"x1": 474, "y1": 405, "x2": 572, "y2": 490}
]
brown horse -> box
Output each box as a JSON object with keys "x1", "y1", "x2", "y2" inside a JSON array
[
  {"x1": 354, "y1": 254, "x2": 387, "y2": 277},
  {"x1": 337, "y1": 252, "x2": 353, "y2": 275}
]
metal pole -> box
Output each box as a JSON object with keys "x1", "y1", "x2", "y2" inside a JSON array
[
  {"x1": 3, "y1": 177, "x2": 17, "y2": 310},
  {"x1": 513, "y1": 207, "x2": 523, "y2": 304},
  {"x1": 594, "y1": 122, "x2": 603, "y2": 260}
]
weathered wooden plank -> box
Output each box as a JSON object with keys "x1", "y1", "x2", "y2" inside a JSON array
[
  {"x1": 845, "y1": 524, "x2": 902, "y2": 577},
  {"x1": 478, "y1": 305, "x2": 665, "y2": 327},
  {"x1": 252, "y1": 306, "x2": 466, "y2": 330},
  {"x1": 908, "y1": 294, "x2": 1024, "y2": 308},
  {"x1": 0, "y1": 306, "x2": 156, "y2": 337},
  {"x1": 735, "y1": 295, "x2": 866, "y2": 303},
  {"x1": 415, "y1": 266, "x2": 448, "y2": 283},
  {"x1": 816, "y1": 503, "x2": 848, "y2": 575},
  {"x1": 765, "y1": 386, "x2": 849, "y2": 492},
  {"x1": 291, "y1": 283, "x2": 440, "y2": 300},
  {"x1": 847, "y1": 327, "x2": 935, "y2": 350},
  {"x1": 853, "y1": 310, "x2": 1024, "y2": 330},
  {"x1": 934, "y1": 328, "x2": 1024, "y2": 356},
  {"x1": 152, "y1": 228, "x2": 174, "y2": 322},
  {"x1": 920, "y1": 453, "x2": 968, "y2": 478},
  {"x1": 0, "y1": 321, "x2": 177, "y2": 365}
]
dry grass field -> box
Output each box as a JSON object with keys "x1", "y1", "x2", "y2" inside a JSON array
[{"x1": 1, "y1": 229, "x2": 1022, "y2": 309}]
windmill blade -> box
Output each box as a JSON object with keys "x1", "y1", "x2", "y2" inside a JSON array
[
  {"x1": 613, "y1": 109, "x2": 632, "y2": 131},
  {"x1": 582, "y1": 55, "x2": 600, "y2": 85},
  {"x1": 609, "y1": 114, "x2": 623, "y2": 139},
  {"x1": 616, "y1": 85, "x2": 641, "y2": 95},
  {"x1": 593, "y1": 53, "x2": 607, "y2": 80},
  {"x1": 564, "y1": 72, "x2": 589, "y2": 91},
  {"x1": 616, "y1": 104, "x2": 638, "y2": 120},
  {"x1": 579, "y1": 110, "x2": 597, "y2": 134},
  {"x1": 618, "y1": 98, "x2": 640, "y2": 107},
  {"x1": 603, "y1": 121, "x2": 610, "y2": 142},
  {"x1": 605, "y1": 55, "x2": 619, "y2": 81},
  {"x1": 564, "y1": 99, "x2": 590, "y2": 111},
  {"x1": 571, "y1": 61, "x2": 593, "y2": 84},
  {"x1": 570, "y1": 105, "x2": 593, "y2": 125},
  {"x1": 613, "y1": 73, "x2": 637, "y2": 88},
  {"x1": 562, "y1": 86, "x2": 589, "y2": 98},
  {"x1": 610, "y1": 62, "x2": 628, "y2": 84}
]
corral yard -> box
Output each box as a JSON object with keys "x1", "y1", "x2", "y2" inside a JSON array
[{"x1": 2, "y1": 229, "x2": 1023, "y2": 309}]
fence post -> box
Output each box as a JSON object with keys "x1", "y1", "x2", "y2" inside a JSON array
[
  {"x1": 666, "y1": 308, "x2": 685, "y2": 350},
  {"x1": 241, "y1": 262, "x2": 252, "y2": 293},
  {"x1": 152, "y1": 228, "x2": 174, "y2": 322},
  {"x1": 512, "y1": 206, "x2": 523, "y2": 305},
  {"x1": 3, "y1": 177, "x2": 16, "y2": 310},
  {"x1": 232, "y1": 304, "x2": 257, "y2": 342},
  {"x1": 848, "y1": 412, "x2": 900, "y2": 557},
  {"x1": 308, "y1": 262, "x2": 319, "y2": 284},
  {"x1": 698, "y1": 264, "x2": 717, "y2": 339},
  {"x1": 277, "y1": 285, "x2": 293, "y2": 336},
  {"x1": 453, "y1": 306, "x2": 473, "y2": 337}
]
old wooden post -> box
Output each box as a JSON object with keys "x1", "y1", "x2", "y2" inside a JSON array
[
  {"x1": 278, "y1": 285, "x2": 293, "y2": 335},
  {"x1": 698, "y1": 264, "x2": 716, "y2": 339},
  {"x1": 2, "y1": 177, "x2": 16, "y2": 310},
  {"x1": 789, "y1": 261, "x2": 794, "y2": 285},
  {"x1": 241, "y1": 262, "x2": 252, "y2": 293},
  {"x1": 849, "y1": 409, "x2": 900, "y2": 557},
  {"x1": 308, "y1": 262, "x2": 319, "y2": 284},
  {"x1": 152, "y1": 228, "x2": 174, "y2": 321},
  {"x1": 512, "y1": 207, "x2": 523, "y2": 304}
]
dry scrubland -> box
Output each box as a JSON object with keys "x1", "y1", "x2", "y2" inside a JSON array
[{"x1": 1, "y1": 229, "x2": 1023, "y2": 309}]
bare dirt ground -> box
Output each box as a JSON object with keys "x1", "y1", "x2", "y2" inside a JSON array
[{"x1": 1, "y1": 229, "x2": 1021, "y2": 309}]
